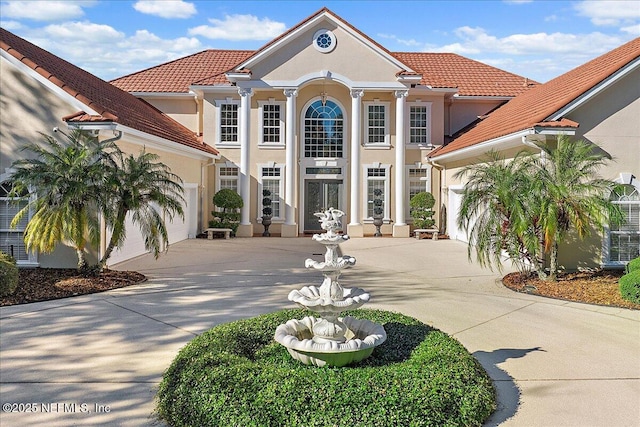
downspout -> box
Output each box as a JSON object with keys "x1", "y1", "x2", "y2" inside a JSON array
[{"x1": 521, "y1": 135, "x2": 545, "y2": 163}]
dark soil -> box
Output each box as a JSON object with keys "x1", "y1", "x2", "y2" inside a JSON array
[
  {"x1": 1, "y1": 269, "x2": 146, "y2": 306},
  {"x1": 502, "y1": 269, "x2": 639, "y2": 310}
]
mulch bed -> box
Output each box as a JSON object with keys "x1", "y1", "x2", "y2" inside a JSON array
[
  {"x1": 502, "y1": 270, "x2": 639, "y2": 310},
  {"x1": 1, "y1": 269, "x2": 146, "y2": 306}
]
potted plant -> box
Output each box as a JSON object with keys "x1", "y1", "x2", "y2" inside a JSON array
[
  {"x1": 261, "y1": 188, "x2": 273, "y2": 237},
  {"x1": 210, "y1": 189, "x2": 243, "y2": 236},
  {"x1": 409, "y1": 191, "x2": 436, "y2": 232},
  {"x1": 372, "y1": 188, "x2": 384, "y2": 237}
]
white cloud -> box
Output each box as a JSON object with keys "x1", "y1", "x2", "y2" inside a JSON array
[
  {"x1": 14, "y1": 21, "x2": 202, "y2": 80},
  {"x1": 0, "y1": 19, "x2": 23, "y2": 30},
  {"x1": 0, "y1": 1, "x2": 95, "y2": 22},
  {"x1": 503, "y1": 0, "x2": 533, "y2": 4},
  {"x1": 621, "y1": 24, "x2": 640, "y2": 35},
  {"x1": 189, "y1": 14, "x2": 286, "y2": 41},
  {"x1": 544, "y1": 14, "x2": 558, "y2": 22},
  {"x1": 574, "y1": 0, "x2": 640, "y2": 26},
  {"x1": 132, "y1": 0, "x2": 196, "y2": 19},
  {"x1": 377, "y1": 33, "x2": 422, "y2": 47}
]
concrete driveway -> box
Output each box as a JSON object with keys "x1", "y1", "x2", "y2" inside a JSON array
[{"x1": 1, "y1": 237, "x2": 638, "y2": 426}]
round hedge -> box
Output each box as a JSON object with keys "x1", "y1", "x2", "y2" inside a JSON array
[
  {"x1": 156, "y1": 309, "x2": 495, "y2": 427},
  {"x1": 619, "y1": 269, "x2": 640, "y2": 304},
  {"x1": 626, "y1": 256, "x2": 640, "y2": 274}
]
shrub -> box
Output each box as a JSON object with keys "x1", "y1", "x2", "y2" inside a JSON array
[
  {"x1": 0, "y1": 251, "x2": 19, "y2": 297},
  {"x1": 619, "y1": 269, "x2": 640, "y2": 304},
  {"x1": 410, "y1": 191, "x2": 436, "y2": 229},
  {"x1": 211, "y1": 189, "x2": 243, "y2": 234},
  {"x1": 625, "y1": 256, "x2": 640, "y2": 274},
  {"x1": 156, "y1": 309, "x2": 495, "y2": 427}
]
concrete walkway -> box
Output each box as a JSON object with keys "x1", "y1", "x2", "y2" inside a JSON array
[{"x1": 1, "y1": 237, "x2": 638, "y2": 426}]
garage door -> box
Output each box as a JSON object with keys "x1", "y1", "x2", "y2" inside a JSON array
[{"x1": 107, "y1": 185, "x2": 197, "y2": 266}]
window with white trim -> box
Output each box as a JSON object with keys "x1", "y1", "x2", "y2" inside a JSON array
[
  {"x1": 364, "y1": 165, "x2": 391, "y2": 219},
  {"x1": 408, "y1": 102, "x2": 432, "y2": 146},
  {"x1": 608, "y1": 184, "x2": 640, "y2": 263},
  {"x1": 407, "y1": 166, "x2": 430, "y2": 218},
  {"x1": 304, "y1": 99, "x2": 344, "y2": 158},
  {"x1": 364, "y1": 101, "x2": 390, "y2": 147},
  {"x1": 0, "y1": 180, "x2": 35, "y2": 264},
  {"x1": 258, "y1": 165, "x2": 283, "y2": 219},
  {"x1": 216, "y1": 166, "x2": 239, "y2": 193},
  {"x1": 258, "y1": 100, "x2": 285, "y2": 146},
  {"x1": 215, "y1": 99, "x2": 240, "y2": 146}
]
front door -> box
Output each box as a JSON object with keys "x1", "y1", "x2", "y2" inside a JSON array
[{"x1": 304, "y1": 180, "x2": 343, "y2": 232}]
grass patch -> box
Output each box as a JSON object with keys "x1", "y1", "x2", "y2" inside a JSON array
[{"x1": 156, "y1": 309, "x2": 495, "y2": 427}]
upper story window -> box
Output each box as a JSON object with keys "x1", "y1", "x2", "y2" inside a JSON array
[
  {"x1": 607, "y1": 183, "x2": 640, "y2": 264},
  {"x1": 408, "y1": 101, "x2": 432, "y2": 146},
  {"x1": 304, "y1": 99, "x2": 344, "y2": 158},
  {"x1": 364, "y1": 101, "x2": 390, "y2": 147},
  {"x1": 215, "y1": 99, "x2": 240, "y2": 146},
  {"x1": 258, "y1": 100, "x2": 285, "y2": 147}
]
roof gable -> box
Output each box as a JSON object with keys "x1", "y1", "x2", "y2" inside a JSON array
[
  {"x1": 0, "y1": 28, "x2": 218, "y2": 156},
  {"x1": 432, "y1": 37, "x2": 640, "y2": 159}
]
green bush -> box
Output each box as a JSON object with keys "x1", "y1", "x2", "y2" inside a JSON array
[
  {"x1": 156, "y1": 309, "x2": 495, "y2": 427},
  {"x1": 619, "y1": 269, "x2": 640, "y2": 304},
  {"x1": 410, "y1": 191, "x2": 436, "y2": 229},
  {"x1": 211, "y1": 189, "x2": 243, "y2": 234},
  {"x1": 625, "y1": 256, "x2": 640, "y2": 274},
  {"x1": 0, "y1": 251, "x2": 19, "y2": 297}
]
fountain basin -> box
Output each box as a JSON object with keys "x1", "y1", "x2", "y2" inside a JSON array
[
  {"x1": 274, "y1": 316, "x2": 386, "y2": 367},
  {"x1": 288, "y1": 286, "x2": 370, "y2": 312}
]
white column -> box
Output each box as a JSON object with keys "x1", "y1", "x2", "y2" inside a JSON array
[
  {"x1": 239, "y1": 87, "x2": 253, "y2": 226},
  {"x1": 282, "y1": 89, "x2": 298, "y2": 236},
  {"x1": 349, "y1": 89, "x2": 364, "y2": 227},
  {"x1": 394, "y1": 90, "x2": 409, "y2": 235}
]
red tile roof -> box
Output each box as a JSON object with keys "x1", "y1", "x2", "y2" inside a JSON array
[
  {"x1": 1, "y1": 28, "x2": 218, "y2": 156},
  {"x1": 432, "y1": 37, "x2": 640, "y2": 159},
  {"x1": 393, "y1": 52, "x2": 537, "y2": 96},
  {"x1": 110, "y1": 8, "x2": 535, "y2": 98}
]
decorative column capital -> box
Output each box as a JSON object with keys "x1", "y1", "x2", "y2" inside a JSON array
[
  {"x1": 350, "y1": 89, "x2": 364, "y2": 99},
  {"x1": 394, "y1": 89, "x2": 409, "y2": 99},
  {"x1": 284, "y1": 88, "x2": 298, "y2": 98},
  {"x1": 238, "y1": 87, "x2": 253, "y2": 97}
]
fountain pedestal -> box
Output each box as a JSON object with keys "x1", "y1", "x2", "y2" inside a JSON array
[{"x1": 275, "y1": 208, "x2": 386, "y2": 367}]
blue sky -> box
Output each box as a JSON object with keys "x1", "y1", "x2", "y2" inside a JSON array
[{"x1": 1, "y1": 0, "x2": 639, "y2": 83}]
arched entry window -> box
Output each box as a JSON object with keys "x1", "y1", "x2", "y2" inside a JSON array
[
  {"x1": 608, "y1": 183, "x2": 640, "y2": 263},
  {"x1": 304, "y1": 100, "x2": 343, "y2": 158}
]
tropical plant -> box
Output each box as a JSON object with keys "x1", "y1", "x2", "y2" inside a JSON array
[
  {"x1": 98, "y1": 150, "x2": 184, "y2": 270},
  {"x1": 455, "y1": 137, "x2": 624, "y2": 282},
  {"x1": 0, "y1": 250, "x2": 19, "y2": 297},
  {"x1": 526, "y1": 136, "x2": 624, "y2": 281},
  {"x1": 454, "y1": 150, "x2": 543, "y2": 276},
  {"x1": 210, "y1": 189, "x2": 243, "y2": 234},
  {"x1": 9, "y1": 130, "x2": 120, "y2": 272},
  {"x1": 409, "y1": 191, "x2": 436, "y2": 229}
]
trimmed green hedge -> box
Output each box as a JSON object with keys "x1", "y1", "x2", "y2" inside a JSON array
[
  {"x1": 619, "y1": 269, "x2": 640, "y2": 304},
  {"x1": 626, "y1": 256, "x2": 640, "y2": 274},
  {"x1": 0, "y1": 251, "x2": 19, "y2": 297},
  {"x1": 156, "y1": 309, "x2": 495, "y2": 427}
]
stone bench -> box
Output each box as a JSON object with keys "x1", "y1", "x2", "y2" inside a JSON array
[
  {"x1": 205, "y1": 228, "x2": 232, "y2": 240},
  {"x1": 414, "y1": 228, "x2": 439, "y2": 240}
]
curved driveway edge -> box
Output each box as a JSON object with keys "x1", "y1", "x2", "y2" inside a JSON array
[{"x1": 1, "y1": 237, "x2": 638, "y2": 426}]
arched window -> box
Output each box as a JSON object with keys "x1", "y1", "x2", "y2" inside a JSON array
[
  {"x1": 609, "y1": 184, "x2": 640, "y2": 263},
  {"x1": 304, "y1": 100, "x2": 344, "y2": 158}
]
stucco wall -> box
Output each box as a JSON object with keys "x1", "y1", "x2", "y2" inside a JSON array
[{"x1": 142, "y1": 97, "x2": 198, "y2": 132}]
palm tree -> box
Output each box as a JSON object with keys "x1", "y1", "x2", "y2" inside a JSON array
[
  {"x1": 98, "y1": 150, "x2": 184, "y2": 270},
  {"x1": 454, "y1": 150, "x2": 544, "y2": 275},
  {"x1": 528, "y1": 136, "x2": 624, "y2": 281},
  {"x1": 10, "y1": 130, "x2": 120, "y2": 272}
]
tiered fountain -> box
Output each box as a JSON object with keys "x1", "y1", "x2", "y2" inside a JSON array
[{"x1": 274, "y1": 208, "x2": 387, "y2": 367}]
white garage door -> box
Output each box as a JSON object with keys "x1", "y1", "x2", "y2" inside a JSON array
[{"x1": 107, "y1": 185, "x2": 197, "y2": 266}]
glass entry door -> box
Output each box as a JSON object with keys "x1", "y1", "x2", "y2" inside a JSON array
[{"x1": 304, "y1": 180, "x2": 343, "y2": 232}]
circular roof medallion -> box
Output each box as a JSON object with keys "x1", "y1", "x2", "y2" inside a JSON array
[{"x1": 313, "y1": 29, "x2": 336, "y2": 53}]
